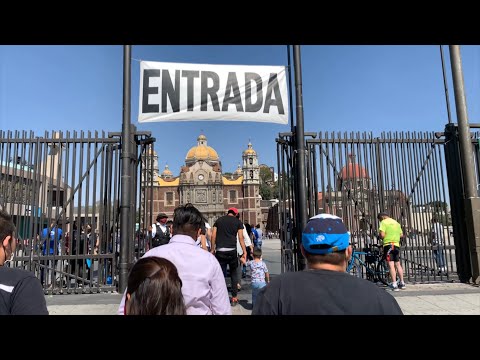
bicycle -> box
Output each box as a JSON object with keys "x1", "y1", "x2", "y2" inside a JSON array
[{"x1": 346, "y1": 244, "x2": 390, "y2": 285}]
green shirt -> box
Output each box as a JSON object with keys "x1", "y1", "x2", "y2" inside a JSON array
[{"x1": 379, "y1": 218, "x2": 402, "y2": 247}]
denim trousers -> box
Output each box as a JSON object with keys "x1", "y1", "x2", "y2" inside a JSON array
[
  {"x1": 251, "y1": 281, "x2": 266, "y2": 306},
  {"x1": 433, "y1": 247, "x2": 446, "y2": 269}
]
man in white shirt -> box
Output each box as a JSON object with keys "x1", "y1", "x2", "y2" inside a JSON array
[
  {"x1": 236, "y1": 215, "x2": 253, "y2": 281},
  {"x1": 151, "y1": 213, "x2": 170, "y2": 248}
]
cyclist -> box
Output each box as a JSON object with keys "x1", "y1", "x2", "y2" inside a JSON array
[{"x1": 377, "y1": 212, "x2": 406, "y2": 291}]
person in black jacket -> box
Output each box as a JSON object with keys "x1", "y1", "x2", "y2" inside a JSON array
[
  {"x1": 252, "y1": 214, "x2": 403, "y2": 315},
  {"x1": 151, "y1": 213, "x2": 171, "y2": 248},
  {"x1": 0, "y1": 209, "x2": 48, "y2": 315}
]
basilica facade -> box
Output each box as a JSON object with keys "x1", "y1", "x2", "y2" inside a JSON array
[{"x1": 144, "y1": 134, "x2": 262, "y2": 227}]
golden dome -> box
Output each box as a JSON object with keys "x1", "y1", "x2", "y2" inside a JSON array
[
  {"x1": 243, "y1": 142, "x2": 256, "y2": 156},
  {"x1": 186, "y1": 146, "x2": 219, "y2": 161},
  {"x1": 235, "y1": 164, "x2": 242, "y2": 174},
  {"x1": 162, "y1": 164, "x2": 172, "y2": 176},
  {"x1": 185, "y1": 134, "x2": 219, "y2": 162}
]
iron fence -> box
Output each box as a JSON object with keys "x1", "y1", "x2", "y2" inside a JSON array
[
  {"x1": 277, "y1": 129, "x2": 480, "y2": 283},
  {"x1": 0, "y1": 129, "x2": 154, "y2": 294}
]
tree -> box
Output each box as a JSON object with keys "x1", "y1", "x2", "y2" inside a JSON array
[
  {"x1": 260, "y1": 183, "x2": 272, "y2": 200},
  {"x1": 428, "y1": 201, "x2": 448, "y2": 212},
  {"x1": 259, "y1": 166, "x2": 273, "y2": 184}
]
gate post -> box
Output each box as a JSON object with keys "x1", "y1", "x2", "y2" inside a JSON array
[
  {"x1": 449, "y1": 45, "x2": 480, "y2": 284},
  {"x1": 119, "y1": 45, "x2": 133, "y2": 293},
  {"x1": 444, "y1": 124, "x2": 472, "y2": 282},
  {"x1": 293, "y1": 46, "x2": 308, "y2": 271}
]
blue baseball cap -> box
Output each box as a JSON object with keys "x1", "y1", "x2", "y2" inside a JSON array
[{"x1": 302, "y1": 214, "x2": 350, "y2": 254}]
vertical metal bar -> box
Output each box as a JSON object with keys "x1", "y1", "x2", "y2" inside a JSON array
[
  {"x1": 287, "y1": 46, "x2": 295, "y2": 133},
  {"x1": 412, "y1": 132, "x2": 426, "y2": 281},
  {"x1": 54, "y1": 132, "x2": 64, "y2": 290},
  {"x1": 276, "y1": 140, "x2": 284, "y2": 273},
  {"x1": 92, "y1": 131, "x2": 99, "y2": 289},
  {"x1": 84, "y1": 131, "x2": 91, "y2": 289},
  {"x1": 71, "y1": 131, "x2": 80, "y2": 289},
  {"x1": 318, "y1": 133, "x2": 326, "y2": 215},
  {"x1": 418, "y1": 132, "x2": 434, "y2": 279},
  {"x1": 375, "y1": 138, "x2": 385, "y2": 212},
  {"x1": 312, "y1": 140, "x2": 319, "y2": 217},
  {"x1": 277, "y1": 140, "x2": 283, "y2": 272},
  {"x1": 119, "y1": 44, "x2": 133, "y2": 293},
  {"x1": 112, "y1": 143, "x2": 120, "y2": 284},
  {"x1": 64, "y1": 132, "x2": 72, "y2": 290},
  {"x1": 432, "y1": 135, "x2": 446, "y2": 270},
  {"x1": 398, "y1": 133, "x2": 410, "y2": 236},
  {"x1": 440, "y1": 45, "x2": 453, "y2": 124},
  {"x1": 98, "y1": 132, "x2": 106, "y2": 287}
]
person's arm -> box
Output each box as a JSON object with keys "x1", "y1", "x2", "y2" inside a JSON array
[
  {"x1": 378, "y1": 222, "x2": 386, "y2": 240},
  {"x1": 209, "y1": 259, "x2": 232, "y2": 315},
  {"x1": 200, "y1": 234, "x2": 207, "y2": 251},
  {"x1": 94, "y1": 234, "x2": 100, "y2": 254},
  {"x1": 242, "y1": 228, "x2": 253, "y2": 254},
  {"x1": 210, "y1": 227, "x2": 217, "y2": 254},
  {"x1": 264, "y1": 262, "x2": 270, "y2": 283},
  {"x1": 10, "y1": 276, "x2": 49, "y2": 315},
  {"x1": 238, "y1": 228, "x2": 247, "y2": 263},
  {"x1": 117, "y1": 289, "x2": 127, "y2": 315},
  {"x1": 151, "y1": 223, "x2": 156, "y2": 238}
]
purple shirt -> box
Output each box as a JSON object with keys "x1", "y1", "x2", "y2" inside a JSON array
[{"x1": 118, "y1": 234, "x2": 231, "y2": 315}]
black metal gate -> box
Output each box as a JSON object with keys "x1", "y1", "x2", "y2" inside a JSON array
[
  {"x1": 277, "y1": 129, "x2": 480, "y2": 283},
  {"x1": 0, "y1": 129, "x2": 155, "y2": 294}
]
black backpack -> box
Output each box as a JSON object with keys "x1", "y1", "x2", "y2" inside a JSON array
[{"x1": 152, "y1": 224, "x2": 170, "y2": 247}]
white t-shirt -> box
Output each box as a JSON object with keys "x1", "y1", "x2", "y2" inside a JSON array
[
  {"x1": 196, "y1": 222, "x2": 211, "y2": 247},
  {"x1": 431, "y1": 222, "x2": 444, "y2": 245},
  {"x1": 237, "y1": 227, "x2": 251, "y2": 255}
]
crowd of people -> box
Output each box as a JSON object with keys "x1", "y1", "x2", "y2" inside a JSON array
[{"x1": 1, "y1": 202, "x2": 412, "y2": 315}]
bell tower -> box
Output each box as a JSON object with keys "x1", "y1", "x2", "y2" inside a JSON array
[
  {"x1": 242, "y1": 142, "x2": 259, "y2": 185},
  {"x1": 242, "y1": 141, "x2": 260, "y2": 227}
]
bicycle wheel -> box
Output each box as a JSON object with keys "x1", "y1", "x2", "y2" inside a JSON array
[
  {"x1": 365, "y1": 263, "x2": 376, "y2": 282},
  {"x1": 348, "y1": 259, "x2": 362, "y2": 278},
  {"x1": 376, "y1": 259, "x2": 390, "y2": 285}
]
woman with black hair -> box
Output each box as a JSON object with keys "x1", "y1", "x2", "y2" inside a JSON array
[{"x1": 124, "y1": 256, "x2": 186, "y2": 315}]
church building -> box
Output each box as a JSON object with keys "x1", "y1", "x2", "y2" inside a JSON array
[{"x1": 144, "y1": 134, "x2": 262, "y2": 227}]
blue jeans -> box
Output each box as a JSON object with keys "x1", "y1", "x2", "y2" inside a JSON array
[
  {"x1": 251, "y1": 281, "x2": 266, "y2": 307},
  {"x1": 433, "y1": 247, "x2": 446, "y2": 269}
]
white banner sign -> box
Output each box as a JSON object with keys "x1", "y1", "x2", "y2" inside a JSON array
[{"x1": 138, "y1": 61, "x2": 288, "y2": 124}]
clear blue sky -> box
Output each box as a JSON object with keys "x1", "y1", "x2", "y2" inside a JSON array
[{"x1": 1, "y1": 45, "x2": 479, "y2": 175}]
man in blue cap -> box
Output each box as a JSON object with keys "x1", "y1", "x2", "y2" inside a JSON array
[{"x1": 252, "y1": 214, "x2": 403, "y2": 315}]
